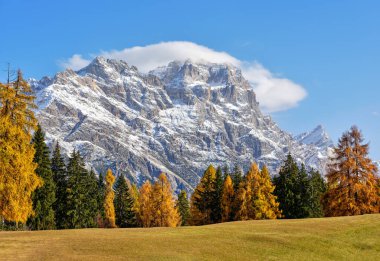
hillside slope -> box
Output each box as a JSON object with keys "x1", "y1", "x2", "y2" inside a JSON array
[{"x1": 0, "y1": 214, "x2": 379, "y2": 260}]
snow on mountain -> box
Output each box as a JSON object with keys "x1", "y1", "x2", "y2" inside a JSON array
[
  {"x1": 31, "y1": 57, "x2": 333, "y2": 191},
  {"x1": 295, "y1": 125, "x2": 333, "y2": 150}
]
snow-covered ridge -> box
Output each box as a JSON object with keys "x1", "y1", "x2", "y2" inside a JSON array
[{"x1": 31, "y1": 57, "x2": 333, "y2": 192}]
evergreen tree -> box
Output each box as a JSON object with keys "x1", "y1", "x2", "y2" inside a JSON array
[
  {"x1": 51, "y1": 142, "x2": 67, "y2": 229},
  {"x1": 273, "y1": 154, "x2": 300, "y2": 219},
  {"x1": 323, "y1": 126, "x2": 380, "y2": 216},
  {"x1": 231, "y1": 164, "x2": 243, "y2": 193},
  {"x1": 222, "y1": 164, "x2": 230, "y2": 180},
  {"x1": 252, "y1": 165, "x2": 281, "y2": 219},
  {"x1": 0, "y1": 72, "x2": 42, "y2": 224},
  {"x1": 96, "y1": 172, "x2": 105, "y2": 227},
  {"x1": 213, "y1": 166, "x2": 224, "y2": 223},
  {"x1": 151, "y1": 173, "x2": 180, "y2": 227},
  {"x1": 28, "y1": 125, "x2": 56, "y2": 230},
  {"x1": 84, "y1": 169, "x2": 100, "y2": 228},
  {"x1": 221, "y1": 175, "x2": 234, "y2": 222},
  {"x1": 114, "y1": 175, "x2": 136, "y2": 228},
  {"x1": 104, "y1": 169, "x2": 116, "y2": 228},
  {"x1": 138, "y1": 181, "x2": 153, "y2": 227},
  {"x1": 295, "y1": 164, "x2": 312, "y2": 218},
  {"x1": 129, "y1": 183, "x2": 140, "y2": 227},
  {"x1": 176, "y1": 190, "x2": 190, "y2": 226},
  {"x1": 190, "y1": 165, "x2": 217, "y2": 225},
  {"x1": 308, "y1": 169, "x2": 326, "y2": 218},
  {"x1": 65, "y1": 150, "x2": 97, "y2": 228}
]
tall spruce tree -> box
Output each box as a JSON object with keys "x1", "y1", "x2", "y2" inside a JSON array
[
  {"x1": 295, "y1": 164, "x2": 312, "y2": 218},
  {"x1": 84, "y1": 169, "x2": 100, "y2": 228},
  {"x1": 232, "y1": 164, "x2": 243, "y2": 193},
  {"x1": 176, "y1": 190, "x2": 190, "y2": 226},
  {"x1": 190, "y1": 165, "x2": 217, "y2": 225},
  {"x1": 114, "y1": 175, "x2": 136, "y2": 228},
  {"x1": 323, "y1": 126, "x2": 380, "y2": 216},
  {"x1": 28, "y1": 125, "x2": 56, "y2": 230},
  {"x1": 213, "y1": 166, "x2": 224, "y2": 223},
  {"x1": 308, "y1": 169, "x2": 326, "y2": 218},
  {"x1": 97, "y1": 172, "x2": 106, "y2": 227},
  {"x1": 65, "y1": 150, "x2": 97, "y2": 228},
  {"x1": 51, "y1": 142, "x2": 67, "y2": 229},
  {"x1": 273, "y1": 154, "x2": 300, "y2": 219}
]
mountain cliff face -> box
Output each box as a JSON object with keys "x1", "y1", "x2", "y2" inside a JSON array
[{"x1": 30, "y1": 57, "x2": 333, "y2": 191}]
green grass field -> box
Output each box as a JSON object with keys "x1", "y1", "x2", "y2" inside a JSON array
[{"x1": 0, "y1": 214, "x2": 379, "y2": 260}]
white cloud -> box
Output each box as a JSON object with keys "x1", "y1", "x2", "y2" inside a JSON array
[
  {"x1": 59, "y1": 54, "x2": 91, "y2": 71},
  {"x1": 59, "y1": 41, "x2": 307, "y2": 112}
]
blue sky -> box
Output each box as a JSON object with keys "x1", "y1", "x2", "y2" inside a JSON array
[{"x1": 1, "y1": 0, "x2": 379, "y2": 159}]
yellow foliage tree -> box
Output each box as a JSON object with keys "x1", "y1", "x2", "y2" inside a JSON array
[
  {"x1": 221, "y1": 175, "x2": 234, "y2": 222},
  {"x1": 138, "y1": 181, "x2": 154, "y2": 227},
  {"x1": 151, "y1": 173, "x2": 180, "y2": 227},
  {"x1": 104, "y1": 169, "x2": 116, "y2": 228},
  {"x1": 0, "y1": 71, "x2": 42, "y2": 224},
  {"x1": 323, "y1": 126, "x2": 380, "y2": 216},
  {"x1": 234, "y1": 163, "x2": 257, "y2": 220},
  {"x1": 252, "y1": 165, "x2": 281, "y2": 219}
]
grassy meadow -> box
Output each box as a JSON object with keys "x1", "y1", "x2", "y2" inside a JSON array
[{"x1": 0, "y1": 214, "x2": 379, "y2": 260}]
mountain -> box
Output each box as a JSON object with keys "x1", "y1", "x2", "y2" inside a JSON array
[
  {"x1": 294, "y1": 125, "x2": 333, "y2": 150},
  {"x1": 31, "y1": 57, "x2": 333, "y2": 191}
]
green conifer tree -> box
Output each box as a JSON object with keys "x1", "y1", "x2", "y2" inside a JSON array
[
  {"x1": 65, "y1": 150, "x2": 97, "y2": 228},
  {"x1": 273, "y1": 154, "x2": 300, "y2": 219},
  {"x1": 213, "y1": 166, "x2": 224, "y2": 223},
  {"x1": 114, "y1": 175, "x2": 136, "y2": 228},
  {"x1": 28, "y1": 125, "x2": 56, "y2": 230},
  {"x1": 176, "y1": 190, "x2": 190, "y2": 226},
  {"x1": 308, "y1": 169, "x2": 326, "y2": 217},
  {"x1": 51, "y1": 142, "x2": 67, "y2": 229}
]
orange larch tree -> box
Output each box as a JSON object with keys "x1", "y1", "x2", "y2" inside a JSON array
[{"x1": 323, "y1": 126, "x2": 380, "y2": 216}]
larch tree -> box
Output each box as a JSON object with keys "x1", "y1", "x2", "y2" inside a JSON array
[
  {"x1": 104, "y1": 169, "x2": 116, "y2": 228},
  {"x1": 96, "y1": 172, "x2": 105, "y2": 227},
  {"x1": 221, "y1": 175, "x2": 234, "y2": 222},
  {"x1": 114, "y1": 175, "x2": 136, "y2": 228},
  {"x1": 151, "y1": 173, "x2": 180, "y2": 227},
  {"x1": 190, "y1": 165, "x2": 217, "y2": 225},
  {"x1": 323, "y1": 126, "x2": 380, "y2": 216},
  {"x1": 0, "y1": 71, "x2": 42, "y2": 225},
  {"x1": 28, "y1": 125, "x2": 56, "y2": 230},
  {"x1": 138, "y1": 181, "x2": 154, "y2": 227},
  {"x1": 252, "y1": 165, "x2": 281, "y2": 219},
  {"x1": 234, "y1": 163, "x2": 258, "y2": 220},
  {"x1": 176, "y1": 190, "x2": 190, "y2": 226},
  {"x1": 51, "y1": 142, "x2": 67, "y2": 229}
]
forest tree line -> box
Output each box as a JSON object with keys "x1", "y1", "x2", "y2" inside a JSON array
[{"x1": 1, "y1": 71, "x2": 380, "y2": 230}]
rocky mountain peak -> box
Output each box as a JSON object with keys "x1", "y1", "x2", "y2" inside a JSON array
[
  {"x1": 32, "y1": 57, "x2": 332, "y2": 192},
  {"x1": 295, "y1": 125, "x2": 333, "y2": 149}
]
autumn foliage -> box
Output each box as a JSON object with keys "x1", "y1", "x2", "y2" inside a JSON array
[{"x1": 323, "y1": 126, "x2": 380, "y2": 216}]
